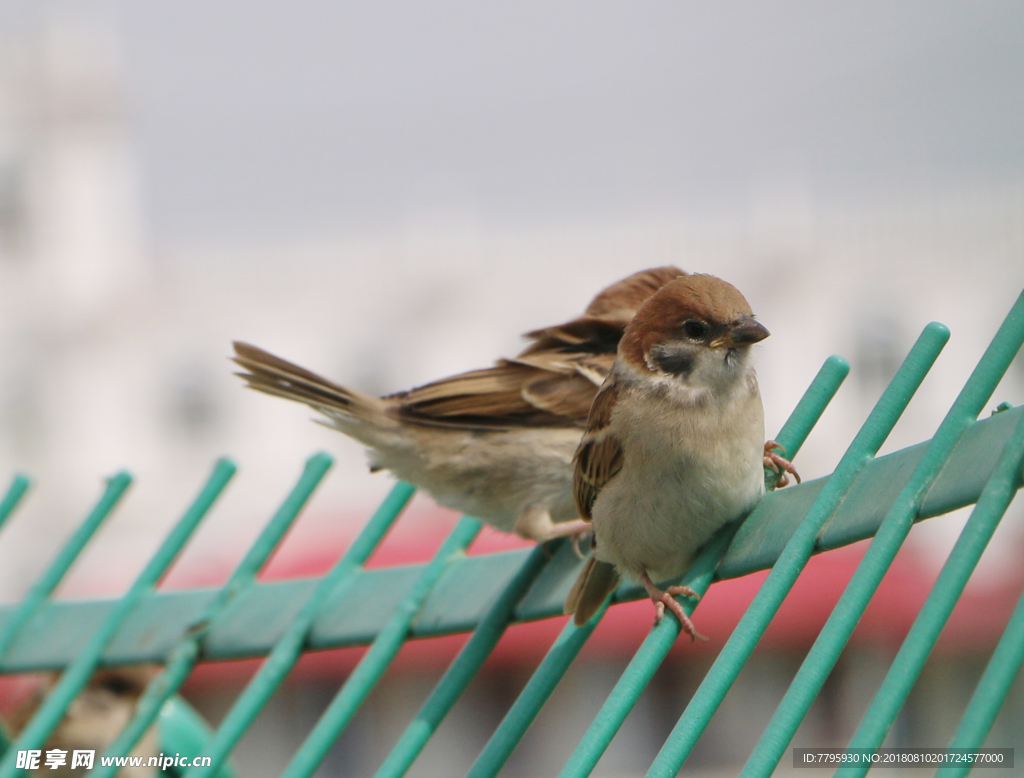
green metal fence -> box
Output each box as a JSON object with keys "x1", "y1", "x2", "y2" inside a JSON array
[{"x1": 0, "y1": 287, "x2": 1021, "y2": 777}]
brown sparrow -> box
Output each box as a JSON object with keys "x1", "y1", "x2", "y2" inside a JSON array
[
  {"x1": 233, "y1": 267, "x2": 686, "y2": 543},
  {"x1": 564, "y1": 273, "x2": 798, "y2": 638},
  {"x1": 5, "y1": 667, "x2": 159, "y2": 777}
]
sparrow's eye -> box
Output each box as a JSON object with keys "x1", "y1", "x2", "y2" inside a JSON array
[{"x1": 682, "y1": 320, "x2": 708, "y2": 340}]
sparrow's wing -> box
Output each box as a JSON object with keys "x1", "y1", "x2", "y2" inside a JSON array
[
  {"x1": 391, "y1": 359, "x2": 600, "y2": 429},
  {"x1": 395, "y1": 266, "x2": 685, "y2": 431},
  {"x1": 572, "y1": 381, "x2": 623, "y2": 520}
]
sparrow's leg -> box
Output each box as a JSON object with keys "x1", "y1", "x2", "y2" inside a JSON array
[
  {"x1": 639, "y1": 569, "x2": 707, "y2": 641},
  {"x1": 763, "y1": 439, "x2": 801, "y2": 488},
  {"x1": 514, "y1": 508, "x2": 592, "y2": 552}
]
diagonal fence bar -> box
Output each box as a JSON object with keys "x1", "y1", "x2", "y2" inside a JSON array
[
  {"x1": 373, "y1": 542, "x2": 557, "y2": 778},
  {"x1": 91, "y1": 453, "x2": 336, "y2": 778},
  {"x1": 0, "y1": 475, "x2": 30, "y2": 534},
  {"x1": 183, "y1": 480, "x2": 418, "y2": 777},
  {"x1": 645, "y1": 323, "x2": 949, "y2": 778},
  {"x1": 281, "y1": 516, "x2": 483, "y2": 778},
  {"x1": 0, "y1": 473, "x2": 131, "y2": 663},
  {"x1": 557, "y1": 529, "x2": 731, "y2": 778},
  {"x1": 740, "y1": 289, "x2": 1024, "y2": 778},
  {"x1": 836, "y1": 409, "x2": 1024, "y2": 776},
  {"x1": 464, "y1": 598, "x2": 611, "y2": 778},
  {"x1": 0, "y1": 458, "x2": 237, "y2": 778},
  {"x1": 555, "y1": 353, "x2": 852, "y2": 778},
  {"x1": 937, "y1": 573, "x2": 1024, "y2": 778}
]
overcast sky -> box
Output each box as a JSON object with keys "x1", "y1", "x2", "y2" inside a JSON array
[{"x1": 2, "y1": 1, "x2": 1022, "y2": 250}]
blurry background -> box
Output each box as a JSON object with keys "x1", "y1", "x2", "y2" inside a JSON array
[{"x1": 0, "y1": 1, "x2": 1023, "y2": 776}]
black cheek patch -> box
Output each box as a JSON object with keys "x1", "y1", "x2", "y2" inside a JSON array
[{"x1": 652, "y1": 349, "x2": 694, "y2": 377}]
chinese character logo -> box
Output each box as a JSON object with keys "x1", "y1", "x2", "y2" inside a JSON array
[
  {"x1": 15, "y1": 751, "x2": 41, "y2": 770},
  {"x1": 43, "y1": 749, "x2": 67, "y2": 769},
  {"x1": 71, "y1": 750, "x2": 95, "y2": 769}
]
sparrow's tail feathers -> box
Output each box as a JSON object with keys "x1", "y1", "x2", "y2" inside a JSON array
[
  {"x1": 232, "y1": 342, "x2": 394, "y2": 431},
  {"x1": 565, "y1": 556, "x2": 620, "y2": 627}
]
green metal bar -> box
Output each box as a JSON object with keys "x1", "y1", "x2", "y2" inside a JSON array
[
  {"x1": 0, "y1": 473, "x2": 131, "y2": 662},
  {"x1": 937, "y1": 578, "x2": 1024, "y2": 778},
  {"x1": 837, "y1": 410, "x2": 1024, "y2": 777},
  {"x1": 0, "y1": 475, "x2": 35, "y2": 761},
  {"x1": 0, "y1": 474, "x2": 30, "y2": 533},
  {"x1": 281, "y1": 516, "x2": 482, "y2": 778},
  {"x1": 646, "y1": 324, "x2": 949, "y2": 778},
  {"x1": 742, "y1": 290, "x2": 1024, "y2": 778},
  {"x1": 158, "y1": 696, "x2": 236, "y2": 778},
  {"x1": 183, "y1": 481, "x2": 417, "y2": 778},
  {"x1": 0, "y1": 458, "x2": 236, "y2": 778},
  {"x1": 465, "y1": 599, "x2": 611, "y2": 778},
  {"x1": 557, "y1": 529, "x2": 731, "y2": 778},
  {"x1": 91, "y1": 453, "x2": 335, "y2": 778},
  {"x1": 558, "y1": 354, "x2": 852, "y2": 778},
  {"x1": 372, "y1": 542, "x2": 556, "y2": 778}
]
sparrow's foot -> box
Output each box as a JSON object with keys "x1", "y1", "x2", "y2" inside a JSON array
[
  {"x1": 665, "y1": 584, "x2": 701, "y2": 601},
  {"x1": 515, "y1": 510, "x2": 591, "y2": 546},
  {"x1": 535, "y1": 518, "x2": 594, "y2": 559},
  {"x1": 569, "y1": 531, "x2": 593, "y2": 559},
  {"x1": 540, "y1": 531, "x2": 593, "y2": 560},
  {"x1": 763, "y1": 440, "x2": 801, "y2": 488},
  {"x1": 544, "y1": 518, "x2": 593, "y2": 539},
  {"x1": 639, "y1": 569, "x2": 707, "y2": 641}
]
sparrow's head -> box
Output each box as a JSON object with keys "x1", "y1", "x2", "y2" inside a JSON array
[{"x1": 619, "y1": 273, "x2": 768, "y2": 391}]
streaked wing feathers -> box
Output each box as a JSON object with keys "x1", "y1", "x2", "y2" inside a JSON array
[
  {"x1": 389, "y1": 268, "x2": 684, "y2": 430},
  {"x1": 572, "y1": 382, "x2": 623, "y2": 520}
]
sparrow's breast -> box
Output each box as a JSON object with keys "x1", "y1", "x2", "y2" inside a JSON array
[{"x1": 592, "y1": 382, "x2": 765, "y2": 583}]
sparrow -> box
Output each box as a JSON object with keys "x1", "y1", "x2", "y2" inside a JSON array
[
  {"x1": 4, "y1": 666, "x2": 160, "y2": 777},
  {"x1": 564, "y1": 273, "x2": 799, "y2": 638},
  {"x1": 232, "y1": 267, "x2": 686, "y2": 543}
]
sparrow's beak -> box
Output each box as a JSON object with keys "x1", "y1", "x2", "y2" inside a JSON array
[{"x1": 711, "y1": 316, "x2": 770, "y2": 348}]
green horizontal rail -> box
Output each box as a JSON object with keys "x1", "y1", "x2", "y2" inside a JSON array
[
  {"x1": 558, "y1": 354, "x2": 852, "y2": 778},
  {"x1": 0, "y1": 405, "x2": 1019, "y2": 674},
  {"x1": 91, "y1": 452, "x2": 336, "y2": 778},
  {"x1": 836, "y1": 409, "x2": 1024, "y2": 776},
  {"x1": 741, "y1": 288, "x2": 1024, "y2": 777},
  {"x1": 0, "y1": 458, "x2": 237, "y2": 778}
]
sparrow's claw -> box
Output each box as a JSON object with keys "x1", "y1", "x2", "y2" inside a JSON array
[
  {"x1": 763, "y1": 440, "x2": 801, "y2": 488},
  {"x1": 536, "y1": 519, "x2": 594, "y2": 559},
  {"x1": 535, "y1": 520, "x2": 593, "y2": 559},
  {"x1": 569, "y1": 530, "x2": 592, "y2": 559},
  {"x1": 640, "y1": 569, "x2": 708, "y2": 641},
  {"x1": 665, "y1": 584, "x2": 700, "y2": 602}
]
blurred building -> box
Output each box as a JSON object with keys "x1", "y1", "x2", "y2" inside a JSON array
[{"x1": 0, "y1": 14, "x2": 1022, "y2": 778}]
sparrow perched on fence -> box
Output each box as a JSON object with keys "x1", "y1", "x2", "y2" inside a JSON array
[
  {"x1": 564, "y1": 273, "x2": 799, "y2": 638},
  {"x1": 233, "y1": 267, "x2": 685, "y2": 543},
  {"x1": 4, "y1": 666, "x2": 159, "y2": 777}
]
